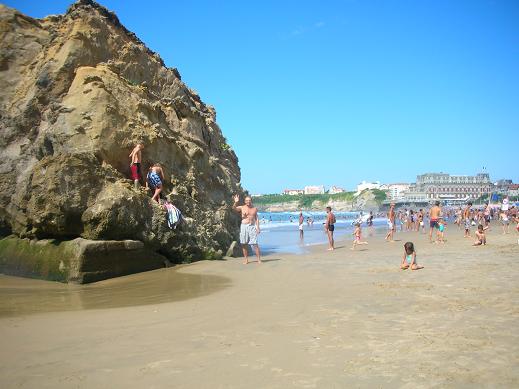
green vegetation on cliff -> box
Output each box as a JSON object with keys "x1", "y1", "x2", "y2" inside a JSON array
[
  {"x1": 253, "y1": 192, "x2": 356, "y2": 209},
  {"x1": 371, "y1": 189, "x2": 387, "y2": 203}
]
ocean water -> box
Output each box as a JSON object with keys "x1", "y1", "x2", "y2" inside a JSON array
[{"x1": 255, "y1": 211, "x2": 387, "y2": 255}]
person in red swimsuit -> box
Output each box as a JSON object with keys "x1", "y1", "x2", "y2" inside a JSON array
[{"x1": 129, "y1": 143, "x2": 144, "y2": 189}]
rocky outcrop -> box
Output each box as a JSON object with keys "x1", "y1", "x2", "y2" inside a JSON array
[
  {"x1": 0, "y1": 0, "x2": 243, "y2": 277},
  {"x1": 0, "y1": 237, "x2": 168, "y2": 283}
]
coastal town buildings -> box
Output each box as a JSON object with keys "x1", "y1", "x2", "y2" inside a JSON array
[
  {"x1": 494, "y1": 179, "x2": 513, "y2": 194},
  {"x1": 508, "y1": 184, "x2": 519, "y2": 197},
  {"x1": 386, "y1": 183, "x2": 411, "y2": 200},
  {"x1": 304, "y1": 185, "x2": 325, "y2": 195},
  {"x1": 403, "y1": 172, "x2": 492, "y2": 202},
  {"x1": 356, "y1": 181, "x2": 380, "y2": 195},
  {"x1": 282, "y1": 189, "x2": 304, "y2": 196},
  {"x1": 328, "y1": 186, "x2": 345, "y2": 194}
]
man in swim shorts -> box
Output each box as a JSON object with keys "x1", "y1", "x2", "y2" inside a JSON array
[
  {"x1": 129, "y1": 143, "x2": 144, "y2": 189},
  {"x1": 146, "y1": 163, "x2": 165, "y2": 203},
  {"x1": 233, "y1": 194, "x2": 261, "y2": 264},
  {"x1": 325, "y1": 206, "x2": 336, "y2": 250},
  {"x1": 429, "y1": 201, "x2": 442, "y2": 243}
]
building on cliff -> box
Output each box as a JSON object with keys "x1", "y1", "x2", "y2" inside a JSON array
[
  {"x1": 304, "y1": 186, "x2": 325, "y2": 195},
  {"x1": 356, "y1": 181, "x2": 380, "y2": 195},
  {"x1": 328, "y1": 186, "x2": 345, "y2": 194},
  {"x1": 283, "y1": 189, "x2": 304, "y2": 196}
]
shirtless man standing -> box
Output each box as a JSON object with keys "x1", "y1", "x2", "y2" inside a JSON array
[
  {"x1": 483, "y1": 202, "x2": 492, "y2": 228},
  {"x1": 429, "y1": 201, "x2": 442, "y2": 243},
  {"x1": 129, "y1": 143, "x2": 144, "y2": 189},
  {"x1": 232, "y1": 194, "x2": 261, "y2": 264},
  {"x1": 325, "y1": 206, "x2": 336, "y2": 250},
  {"x1": 385, "y1": 203, "x2": 396, "y2": 242}
]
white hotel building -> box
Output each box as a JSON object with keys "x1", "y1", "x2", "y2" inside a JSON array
[{"x1": 404, "y1": 172, "x2": 492, "y2": 201}]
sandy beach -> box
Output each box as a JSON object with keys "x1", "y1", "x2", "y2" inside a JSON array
[{"x1": 1, "y1": 225, "x2": 518, "y2": 388}]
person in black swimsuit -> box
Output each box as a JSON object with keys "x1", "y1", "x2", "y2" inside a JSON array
[{"x1": 325, "y1": 206, "x2": 336, "y2": 251}]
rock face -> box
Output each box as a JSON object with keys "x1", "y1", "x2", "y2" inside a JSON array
[
  {"x1": 0, "y1": 237, "x2": 167, "y2": 283},
  {"x1": 0, "y1": 1, "x2": 242, "y2": 268}
]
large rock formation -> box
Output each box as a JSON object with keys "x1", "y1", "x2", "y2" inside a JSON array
[{"x1": 0, "y1": 0, "x2": 243, "y2": 276}]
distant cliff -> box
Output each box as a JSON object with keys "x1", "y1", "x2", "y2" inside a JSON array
[
  {"x1": 253, "y1": 190, "x2": 386, "y2": 212},
  {"x1": 0, "y1": 0, "x2": 242, "y2": 266}
]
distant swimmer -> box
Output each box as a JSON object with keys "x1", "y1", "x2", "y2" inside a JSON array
[
  {"x1": 232, "y1": 194, "x2": 261, "y2": 264},
  {"x1": 129, "y1": 143, "x2": 144, "y2": 189},
  {"x1": 298, "y1": 211, "x2": 304, "y2": 240},
  {"x1": 429, "y1": 201, "x2": 442, "y2": 243},
  {"x1": 367, "y1": 211, "x2": 374, "y2": 236},
  {"x1": 325, "y1": 206, "x2": 336, "y2": 250}
]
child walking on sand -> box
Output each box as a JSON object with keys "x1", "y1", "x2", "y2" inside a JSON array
[
  {"x1": 351, "y1": 222, "x2": 368, "y2": 250},
  {"x1": 400, "y1": 242, "x2": 423, "y2": 270},
  {"x1": 473, "y1": 224, "x2": 488, "y2": 246},
  {"x1": 437, "y1": 219, "x2": 446, "y2": 243}
]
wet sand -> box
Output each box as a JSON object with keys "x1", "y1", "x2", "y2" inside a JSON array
[{"x1": 1, "y1": 225, "x2": 518, "y2": 388}]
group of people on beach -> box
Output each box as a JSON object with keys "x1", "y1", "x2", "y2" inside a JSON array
[
  {"x1": 229, "y1": 192, "x2": 519, "y2": 268},
  {"x1": 129, "y1": 144, "x2": 516, "y2": 268}
]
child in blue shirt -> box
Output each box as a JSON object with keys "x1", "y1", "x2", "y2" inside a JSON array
[{"x1": 400, "y1": 242, "x2": 423, "y2": 270}]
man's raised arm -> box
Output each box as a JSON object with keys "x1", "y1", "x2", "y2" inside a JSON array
[{"x1": 232, "y1": 194, "x2": 241, "y2": 213}]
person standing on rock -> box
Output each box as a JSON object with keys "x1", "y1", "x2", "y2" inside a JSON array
[
  {"x1": 146, "y1": 163, "x2": 165, "y2": 203},
  {"x1": 232, "y1": 194, "x2": 261, "y2": 264},
  {"x1": 129, "y1": 143, "x2": 144, "y2": 189}
]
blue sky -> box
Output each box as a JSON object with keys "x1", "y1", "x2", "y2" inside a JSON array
[{"x1": 5, "y1": 0, "x2": 519, "y2": 193}]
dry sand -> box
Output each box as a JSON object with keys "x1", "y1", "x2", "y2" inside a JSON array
[{"x1": 1, "y1": 225, "x2": 518, "y2": 388}]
